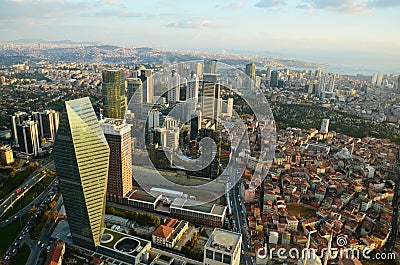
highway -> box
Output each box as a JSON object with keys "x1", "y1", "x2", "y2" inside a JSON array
[{"x1": 0, "y1": 161, "x2": 54, "y2": 220}]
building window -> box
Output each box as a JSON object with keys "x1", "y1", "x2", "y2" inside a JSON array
[
  {"x1": 223, "y1": 254, "x2": 231, "y2": 264},
  {"x1": 206, "y1": 249, "x2": 213, "y2": 259},
  {"x1": 215, "y1": 252, "x2": 222, "y2": 262}
]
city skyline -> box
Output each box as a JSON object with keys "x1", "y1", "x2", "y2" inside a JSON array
[{"x1": 1, "y1": 0, "x2": 399, "y2": 73}]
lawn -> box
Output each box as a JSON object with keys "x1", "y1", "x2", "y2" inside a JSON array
[
  {"x1": 9, "y1": 243, "x2": 31, "y2": 265},
  {"x1": 286, "y1": 203, "x2": 317, "y2": 219},
  {"x1": 0, "y1": 214, "x2": 29, "y2": 258}
]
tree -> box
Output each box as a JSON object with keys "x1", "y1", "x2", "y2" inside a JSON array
[{"x1": 28, "y1": 205, "x2": 37, "y2": 217}]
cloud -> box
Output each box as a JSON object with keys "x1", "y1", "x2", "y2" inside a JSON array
[
  {"x1": 226, "y1": 2, "x2": 244, "y2": 9},
  {"x1": 100, "y1": 0, "x2": 123, "y2": 7},
  {"x1": 367, "y1": 0, "x2": 400, "y2": 8},
  {"x1": 254, "y1": 0, "x2": 286, "y2": 8},
  {"x1": 297, "y1": 0, "x2": 400, "y2": 14},
  {"x1": 166, "y1": 19, "x2": 210, "y2": 29}
]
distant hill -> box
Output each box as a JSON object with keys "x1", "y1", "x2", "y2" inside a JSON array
[{"x1": 6, "y1": 39, "x2": 102, "y2": 45}]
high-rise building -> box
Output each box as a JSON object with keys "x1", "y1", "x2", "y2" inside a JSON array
[
  {"x1": 371, "y1": 74, "x2": 378, "y2": 86},
  {"x1": 198, "y1": 128, "x2": 221, "y2": 179},
  {"x1": 319, "y1": 74, "x2": 326, "y2": 97},
  {"x1": 190, "y1": 62, "x2": 203, "y2": 76},
  {"x1": 204, "y1": 228, "x2": 242, "y2": 265},
  {"x1": 204, "y1": 59, "x2": 218, "y2": 74},
  {"x1": 167, "y1": 70, "x2": 180, "y2": 104},
  {"x1": 320, "y1": 119, "x2": 330, "y2": 133},
  {"x1": 54, "y1": 97, "x2": 109, "y2": 250},
  {"x1": 100, "y1": 119, "x2": 132, "y2": 203},
  {"x1": 126, "y1": 78, "x2": 142, "y2": 104},
  {"x1": 327, "y1": 74, "x2": 335, "y2": 92},
  {"x1": 102, "y1": 70, "x2": 127, "y2": 119},
  {"x1": 165, "y1": 127, "x2": 179, "y2": 150},
  {"x1": 270, "y1": 70, "x2": 279, "y2": 87},
  {"x1": 147, "y1": 109, "x2": 160, "y2": 129},
  {"x1": 376, "y1": 74, "x2": 384, "y2": 87},
  {"x1": 201, "y1": 74, "x2": 221, "y2": 124},
  {"x1": 397, "y1": 75, "x2": 400, "y2": 90},
  {"x1": 245, "y1": 63, "x2": 256, "y2": 90},
  {"x1": 10, "y1": 111, "x2": 29, "y2": 147},
  {"x1": 190, "y1": 111, "x2": 201, "y2": 140},
  {"x1": 140, "y1": 69, "x2": 154, "y2": 103},
  {"x1": 187, "y1": 72, "x2": 199, "y2": 101},
  {"x1": 32, "y1": 110, "x2": 60, "y2": 142},
  {"x1": 16, "y1": 120, "x2": 40, "y2": 156}
]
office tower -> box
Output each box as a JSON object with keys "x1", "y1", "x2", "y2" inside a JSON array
[
  {"x1": 100, "y1": 119, "x2": 132, "y2": 203},
  {"x1": 202, "y1": 74, "x2": 221, "y2": 124},
  {"x1": 167, "y1": 70, "x2": 180, "y2": 104},
  {"x1": 371, "y1": 74, "x2": 378, "y2": 86},
  {"x1": 266, "y1": 67, "x2": 272, "y2": 79},
  {"x1": 190, "y1": 111, "x2": 201, "y2": 140},
  {"x1": 245, "y1": 63, "x2": 256, "y2": 90},
  {"x1": 204, "y1": 228, "x2": 242, "y2": 265},
  {"x1": 319, "y1": 74, "x2": 326, "y2": 97},
  {"x1": 164, "y1": 116, "x2": 178, "y2": 129},
  {"x1": 376, "y1": 74, "x2": 383, "y2": 87},
  {"x1": 320, "y1": 119, "x2": 330, "y2": 133},
  {"x1": 10, "y1": 111, "x2": 29, "y2": 146},
  {"x1": 327, "y1": 74, "x2": 335, "y2": 92},
  {"x1": 270, "y1": 70, "x2": 279, "y2": 87},
  {"x1": 32, "y1": 110, "x2": 60, "y2": 142},
  {"x1": 397, "y1": 75, "x2": 400, "y2": 90},
  {"x1": 204, "y1": 59, "x2": 218, "y2": 74},
  {"x1": 222, "y1": 98, "x2": 233, "y2": 118},
  {"x1": 147, "y1": 109, "x2": 160, "y2": 129},
  {"x1": 140, "y1": 69, "x2": 154, "y2": 103},
  {"x1": 16, "y1": 120, "x2": 40, "y2": 156},
  {"x1": 102, "y1": 69, "x2": 127, "y2": 119},
  {"x1": 190, "y1": 62, "x2": 203, "y2": 76},
  {"x1": 54, "y1": 97, "x2": 109, "y2": 250},
  {"x1": 126, "y1": 78, "x2": 142, "y2": 104},
  {"x1": 187, "y1": 72, "x2": 199, "y2": 101},
  {"x1": 198, "y1": 128, "x2": 221, "y2": 179},
  {"x1": 165, "y1": 127, "x2": 179, "y2": 150}
]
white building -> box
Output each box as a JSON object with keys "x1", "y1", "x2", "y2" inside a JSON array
[{"x1": 204, "y1": 228, "x2": 242, "y2": 265}]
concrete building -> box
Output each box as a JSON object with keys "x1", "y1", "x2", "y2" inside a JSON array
[
  {"x1": 100, "y1": 118, "x2": 132, "y2": 203},
  {"x1": 0, "y1": 145, "x2": 14, "y2": 165},
  {"x1": 202, "y1": 74, "x2": 221, "y2": 124},
  {"x1": 204, "y1": 228, "x2": 242, "y2": 265},
  {"x1": 167, "y1": 70, "x2": 180, "y2": 104},
  {"x1": 32, "y1": 110, "x2": 60, "y2": 142},
  {"x1": 152, "y1": 218, "x2": 189, "y2": 249},
  {"x1": 16, "y1": 120, "x2": 40, "y2": 156}
]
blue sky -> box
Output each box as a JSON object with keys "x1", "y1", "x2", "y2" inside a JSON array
[{"x1": 0, "y1": 0, "x2": 399, "y2": 72}]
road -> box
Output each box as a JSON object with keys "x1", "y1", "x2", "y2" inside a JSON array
[
  {"x1": 0, "y1": 161, "x2": 54, "y2": 219},
  {"x1": 227, "y1": 180, "x2": 254, "y2": 265},
  {"x1": 0, "y1": 181, "x2": 58, "y2": 264}
]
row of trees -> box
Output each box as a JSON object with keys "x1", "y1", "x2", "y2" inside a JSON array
[{"x1": 106, "y1": 206, "x2": 161, "y2": 227}]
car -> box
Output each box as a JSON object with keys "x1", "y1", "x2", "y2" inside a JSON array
[
  {"x1": 41, "y1": 243, "x2": 45, "y2": 248},
  {"x1": 14, "y1": 216, "x2": 18, "y2": 219},
  {"x1": 37, "y1": 241, "x2": 41, "y2": 245}
]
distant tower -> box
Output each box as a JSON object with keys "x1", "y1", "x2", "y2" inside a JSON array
[
  {"x1": 245, "y1": 62, "x2": 256, "y2": 90},
  {"x1": 126, "y1": 78, "x2": 142, "y2": 104},
  {"x1": 376, "y1": 74, "x2": 383, "y2": 87},
  {"x1": 397, "y1": 75, "x2": 400, "y2": 90},
  {"x1": 371, "y1": 74, "x2": 378, "y2": 86},
  {"x1": 167, "y1": 70, "x2": 180, "y2": 104},
  {"x1": 16, "y1": 120, "x2": 41, "y2": 156},
  {"x1": 147, "y1": 109, "x2": 160, "y2": 129},
  {"x1": 100, "y1": 119, "x2": 132, "y2": 203},
  {"x1": 10, "y1": 111, "x2": 29, "y2": 147},
  {"x1": 204, "y1": 59, "x2": 218, "y2": 74},
  {"x1": 102, "y1": 69, "x2": 127, "y2": 119},
  {"x1": 140, "y1": 69, "x2": 154, "y2": 103},
  {"x1": 54, "y1": 97, "x2": 109, "y2": 250},
  {"x1": 270, "y1": 70, "x2": 279, "y2": 87},
  {"x1": 187, "y1": 72, "x2": 199, "y2": 101},
  {"x1": 32, "y1": 110, "x2": 60, "y2": 142},
  {"x1": 328, "y1": 74, "x2": 335, "y2": 92},
  {"x1": 320, "y1": 119, "x2": 330, "y2": 133},
  {"x1": 319, "y1": 74, "x2": 326, "y2": 97},
  {"x1": 202, "y1": 74, "x2": 221, "y2": 124}
]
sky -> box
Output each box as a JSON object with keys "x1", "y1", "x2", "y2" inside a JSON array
[{"x1": 0, "y1": 0, "x2": 399, "y2": 73}]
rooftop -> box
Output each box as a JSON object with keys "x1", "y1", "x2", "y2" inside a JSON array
[{"x1": 205, "y1": 228, "x2": 241, "y2": 254}]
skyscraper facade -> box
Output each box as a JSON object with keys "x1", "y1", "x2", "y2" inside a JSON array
[
  {"x1": 32, "y1": 110, "x2": 60, "y2": 142},
  {"x1": 245, "y1": 63, "x2": 256, "y2": 90},
  {"x1": 204, "y1": 59, "x2": 218, "y2": 74},
  {"x1": 201, "y1": 74, "x2": 221, "y2": 124},
  {"x1": 126, "y1": 77, "x2": 142, "y2": 104},
  {"x1": 167, "y1": 70, "x2": 180, "y2": 104},
  {"x1": 270, "y1": 70, "x2": 279, "y2": 88},
  {"x1": 140, "y1": 69, "x2": 154, "y2": 103},
  {"x1": 10, "y1": 111, "x2": 29, "y2": 147},
  {"x1": 54, "y1": 97, "x2": 109, "y2": 250},
  {"x1": 100, "y1": 119, "x2": 132, "y2": 203},
  {"x1": 102, "y1": 69, "x2": 127, "y2": 119},
  {"x1": 16, "y1": 120, "x2": 40, "y2": 156}
]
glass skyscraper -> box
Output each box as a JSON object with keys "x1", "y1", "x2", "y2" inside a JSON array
[
  {"x1": 54, "y1": 97, "x2": 110, "y2": 250},
  {"x1": 102, "y1": 69, "x2": 127, "y2": 119}
]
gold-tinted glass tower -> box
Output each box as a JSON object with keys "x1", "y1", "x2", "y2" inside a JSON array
[
  {"x1": 102, "y1": 70, "x2": 126, "y2": 119},
  {"x1": 54, "y1": 97, "x2": 110, "y2": 250}
]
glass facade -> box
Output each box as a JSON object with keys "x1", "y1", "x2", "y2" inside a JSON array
[
  {"x1": 54, "y1": 97, "x2": 110, "y2": 250},
  {"x1": 102, "y1": 70, "x2": 127, "y2": 119}
]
